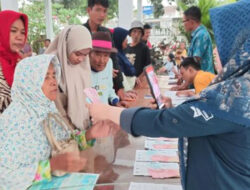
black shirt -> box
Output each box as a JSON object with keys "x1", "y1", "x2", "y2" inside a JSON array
[{"x1": 124, "y1": 42, "x2": 151, "y2": 76}]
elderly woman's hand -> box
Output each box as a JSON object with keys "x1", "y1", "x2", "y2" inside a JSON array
[{"x1": 50, "y1": 152, "x2": 87, "y2": 172}]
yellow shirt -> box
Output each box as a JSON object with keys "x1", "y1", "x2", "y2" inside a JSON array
[
  {"x1": 175, "y1": 49, "x2": 187, "y2": 66},
  {"x1": 194, "y1": 70, "x2": 216, "y2": 94}
]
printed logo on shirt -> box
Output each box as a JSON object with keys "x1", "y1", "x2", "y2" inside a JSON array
[
  {"x1": 190, "y1": 106, "x2": 214, "y2": 121},
  {"x1": 93, "y1": 85, "x2": 107, "y2": 97},
  {"x1": 125, "y1": 53, "x2": 136, "y2": 65}
]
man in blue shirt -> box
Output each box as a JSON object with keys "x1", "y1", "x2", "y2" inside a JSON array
[
  {"x1": 172, "y1": 6, "x2": 214, "y2": 91},
  {"x1": 183, "y1": 6, "x2": 214, "y2": 74}
]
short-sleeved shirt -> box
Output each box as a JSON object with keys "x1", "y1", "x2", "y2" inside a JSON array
[
  {"x1": 194, "y1": 70, "x2": 216, "y2": 94},
  {"x1": 188, "y1": 25, "x2": 214, "y2": 74}
]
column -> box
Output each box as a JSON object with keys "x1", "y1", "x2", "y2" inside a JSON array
[
  {"x1": 1, "y1": 0, "x2": 18, "y2": 11},
  {"x1": 137, "y1": 0, "x2": 143, "y2": 22},
  {"x1": 44, "y1": 0, "x2": 54, "y2": 40},
  {"x1": 118, "y1": 0, "x2": 133, "y2": 30}
]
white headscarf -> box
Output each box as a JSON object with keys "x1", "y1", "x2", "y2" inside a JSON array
[
  {"x1": 46, "y1": 25, "x2": 92, "y2": 130},
  {"x1": 0, "y1": 55, "x2": 70, "y2": 189}
]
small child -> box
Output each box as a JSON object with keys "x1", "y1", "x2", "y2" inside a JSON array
[{"x1": 158, "y1": 53, "x2": 179, "y2": 78}]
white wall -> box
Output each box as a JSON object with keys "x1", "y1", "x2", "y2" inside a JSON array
[
  {"x1": 1, "y1": 0, "x2": 18, "y2": 11},
  {"x1": 118, "y1": 0, "x2": 133, "y2": 30}
]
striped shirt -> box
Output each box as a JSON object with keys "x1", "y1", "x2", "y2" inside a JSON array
[{"x1": 0, "y1": 64, "x2": 11, "y2": 114}]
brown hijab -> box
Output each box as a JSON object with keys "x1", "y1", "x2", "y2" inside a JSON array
[{"x1": 46, "y1": 25, "x2": 92, "y2": 130}]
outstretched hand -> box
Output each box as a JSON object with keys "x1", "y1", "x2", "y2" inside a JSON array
[{"x1": 87, "y1": 103, "x2": 124, "y2": 125}]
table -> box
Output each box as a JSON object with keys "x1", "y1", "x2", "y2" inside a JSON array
[
  {"x1": 89, "y1": 75, "x2": 180, "y2": 189},
  {"x1": 52, "y1": 75, "x2": 181, "y2": 190}
]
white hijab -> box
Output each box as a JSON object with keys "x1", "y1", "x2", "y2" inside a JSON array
[
  {"x1": 0, "y1": 55, "x2": 70, "y2": 189},
  {"x1": 46, "y1": 25, "x2": 92, "y2": 130}
]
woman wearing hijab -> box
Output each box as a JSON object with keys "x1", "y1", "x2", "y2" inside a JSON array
[
  {"x1": 0, "y1": 10, "x2": 28, "y2": 113},
  {"x1": 0, "y1": 55, "x2": 116, "y2": 189},
  {"x1": 113, "y1": 27, "x2": 137, "y2": 91},
  {"x1": 46, "y1": 25, "x2": 92, "y2": 130},
  {"x1": 88, "y1": 1, "x2": 250, "y2": 190}
]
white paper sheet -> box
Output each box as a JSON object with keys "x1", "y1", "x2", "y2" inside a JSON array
[
  {"x1": 135, "y1": 150, "x2": 178, "y2": 162},
  {"x1": 145, "y1": 139, "x2": 178, "y2": 150},
  {"x1": 164, "y1": 90, "x2": 193, "y2": 106},
  {"x1": 146, "y1": 137, "x2": 178, "y2": 142},
  {"x1": 133, "y1": 162, "x2": 179, "y2": 176},
  {"x1": 129, "y1": 182, "x2": 182, "y2": 190}
]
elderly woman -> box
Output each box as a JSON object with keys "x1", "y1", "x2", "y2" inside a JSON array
[
  {"x1": 88, "y1": 1, "x2": 250, "y2": 190},
  {"x1": 0, "y1": 10, "x2": 28, "y2": 113},
  {"x1": 0, "y1": 55, "x2": 116, "y2": 190}
]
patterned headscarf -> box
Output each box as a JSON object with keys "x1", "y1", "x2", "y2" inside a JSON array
[
  {"x1": 210, "y1": 0, "x2": 250, "y2": 67},
  {"x1": 195, "y1": 0, "x2": 250, "y2": 126},
  {"x1": 0, "y1": 55, "x2": 69, "y2": 189},
  {"x1": 179, "y1": 1, "x2": 250, "y2": 188}
]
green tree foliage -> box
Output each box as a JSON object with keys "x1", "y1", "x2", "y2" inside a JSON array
[
  {"x1": 177, "y1": 0, "x2": 236, "y2": 43},
  {"x1": 149, "y1": 0, "x2": 164, "y2": 18},
  {"x1": 20, "y1": 1, "x2": 84, "y2": 53},
  {"x1": 55, "y1": 0, "x2": 87, "y2": 14},
  {"x1": 107, "y1": 0, "x2": 118, "y2": 20},
  {"x1": 20, "y1": 2, "x2": 46, "y2": 54},
  {"x1": 20, "y1": 0, "x2": 119, "y2": 53}
]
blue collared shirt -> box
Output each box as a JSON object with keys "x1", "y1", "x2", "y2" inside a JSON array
[{"x1": 188, "y1": 25, "x2": 214, "y2": 73}]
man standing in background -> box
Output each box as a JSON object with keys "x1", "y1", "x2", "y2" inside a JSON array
[
  {"x1": 183, "y1": 6, "x2": 214, "y2": 74},
  {"x1": 142, "y1": 23, "x2": 152, "y2": 49},
  {"x1": 172, "y1": 6, "x2": 214, "y2": 91},
  {"x1": 125, "y1": 20, "x2": 151, "y2": 79},
  {"x1": 39, "y1": 39, "x2": 51, "y2": 54}
]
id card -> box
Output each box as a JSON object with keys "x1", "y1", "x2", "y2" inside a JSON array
[{"x1": 84, "y1": 88, "x2": 101, "y2": 103}]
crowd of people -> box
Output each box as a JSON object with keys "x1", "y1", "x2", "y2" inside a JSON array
[{"x1": 0, "y1": 0, "x2": 249, "y2": 190}]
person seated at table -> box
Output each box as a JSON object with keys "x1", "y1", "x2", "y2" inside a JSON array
[
  {"x1": 87, "y1": 1, "x2": 250, "y2": 189},
  {"x1": 175, "y1": 41, "x2": 187, "y2": 67},
  {"x1": 176, "y1": 57, "x2": 216, "y2": 97},
  {"x1": 90, "y1": 31, "x2": 127, "y2": 107},
  {"x1": 0, "y1": 10, "x2": 28, "y2": 114},
  {"x1": 158, "y1": 53, "x2": 179, "y2": 78},
  {"x1": 0, "y1": 55, "x2": 117, "y2": 190}
]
